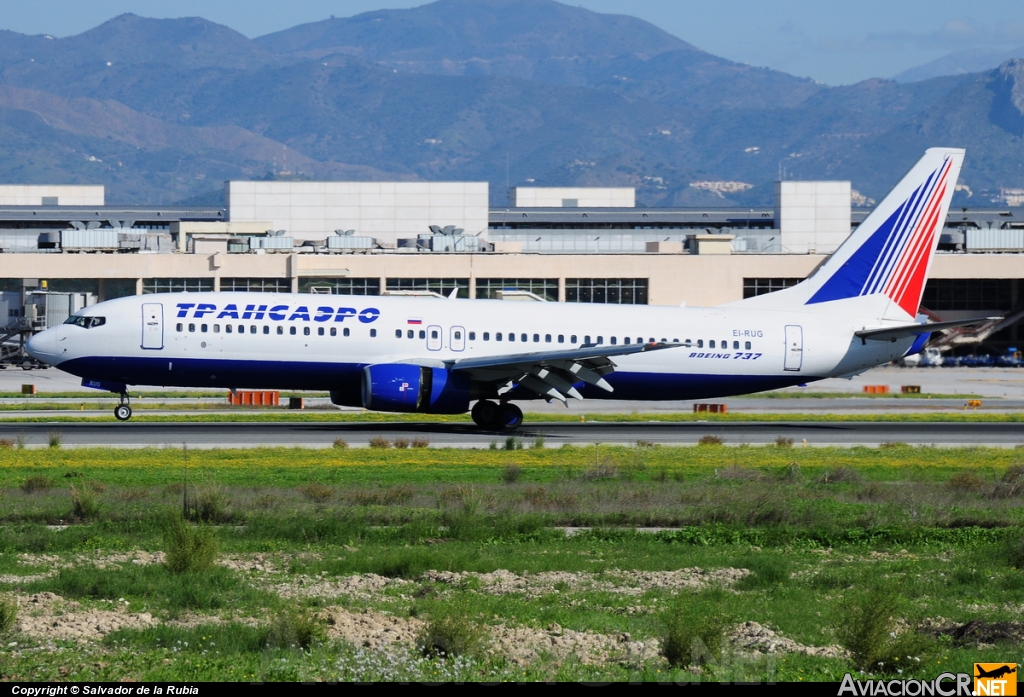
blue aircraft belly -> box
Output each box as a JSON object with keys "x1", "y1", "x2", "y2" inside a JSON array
[{"x1": 59, "y1": 355, "x2": 817, "y2": 401}]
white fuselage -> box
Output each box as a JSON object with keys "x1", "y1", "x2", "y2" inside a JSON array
[{"x1": 26, "y1": 292, "x2": 913, "y2": 405}]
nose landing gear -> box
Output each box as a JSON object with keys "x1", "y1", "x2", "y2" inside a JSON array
[{"x1": 114, "y1": 392, "x2": 132, "y2": 421}]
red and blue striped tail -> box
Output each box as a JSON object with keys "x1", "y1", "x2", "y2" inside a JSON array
[{"x1": 804, "y1": 148, "x2": 963, "y2": 317}]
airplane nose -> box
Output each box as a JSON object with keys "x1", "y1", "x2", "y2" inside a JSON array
[{"x1": 25, "y1": 330, "x2": 57, "y2": 360}]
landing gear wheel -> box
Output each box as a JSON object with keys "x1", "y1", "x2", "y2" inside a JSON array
[
  {"x1": 471, "y1": 400, "x2": 500, "y2": 428},
  {"x1": 114, "y1": 404, "x2": 132, "y2": 421},
  {"x1": 497, "y1": 403, "x2": 523, "y2": 430}
]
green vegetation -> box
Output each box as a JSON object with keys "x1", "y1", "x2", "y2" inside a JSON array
[{"x1": 0, "y1": 444, "x2": 1021, "y2": 681}]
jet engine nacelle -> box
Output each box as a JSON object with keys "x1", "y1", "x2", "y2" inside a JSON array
[{"x1": 360, "y1": 364, "x2": 471, "y2": 414}]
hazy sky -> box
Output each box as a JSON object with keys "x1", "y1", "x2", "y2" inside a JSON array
[{"x1": 1, "y1": 0, "x2": 1023, "y2": 85}]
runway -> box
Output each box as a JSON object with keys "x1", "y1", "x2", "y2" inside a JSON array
[{"x1": 2, "y1": 420, "x2": 1022, "y2": 448}]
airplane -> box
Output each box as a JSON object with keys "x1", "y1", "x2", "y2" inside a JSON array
[{"x1": 25, "y1": 147, "x2": 994, "y2": 429}]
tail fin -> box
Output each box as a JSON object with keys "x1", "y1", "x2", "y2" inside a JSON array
[{"x1": 732, "y1": 148, "x2": 964, "y2": 320}]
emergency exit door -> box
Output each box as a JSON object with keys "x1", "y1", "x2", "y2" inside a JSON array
[
  {"x1": 141, "y1": 303, "x2": 164, "y2": 350},
  {"x1": 784, "y1": 325, "x2": 803, "y2": 371}
]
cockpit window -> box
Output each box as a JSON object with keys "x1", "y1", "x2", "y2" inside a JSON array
[{"x1": 64, "y1": 315, "x2": 106, "y2": 329}]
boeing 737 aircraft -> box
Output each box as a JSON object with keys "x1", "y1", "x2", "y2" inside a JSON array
[{"x1": 26, "y1": 148, "x2": 991, "y2": 428}]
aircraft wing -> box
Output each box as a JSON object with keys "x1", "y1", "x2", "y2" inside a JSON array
[
  {"x1": 444, "y1": 342, "x2": 681, "y2": 403},
  {"x1": 854, "y1": 317, "x2": 1001, "y2": 343}
]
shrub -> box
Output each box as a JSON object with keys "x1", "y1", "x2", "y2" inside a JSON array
[
  {"x1": 661, "y1": 593, "x2": 730, "y2": 668},
  {"x1": 834, "y1": 585, "x2": 930, "y2": 673},
  {"x1": 266, "y1": 608, "x2": 324, "y2": 650},
  {"x1": 411, "y1": 438, "x2": 430, "y2": 448},
  {"x1": 69, "y1": 484, "x2": 100, "y2": 520},
  {"x1": 581, "y1": 457, "x2": 618, "y2": 480},
  {"x1": 698, "y1": 435, "x2": 723, "y2": 446},
  {"x1": 1006, "y1": 534, "x2": 1024, "y2": 569},
  {"x1": 992, "y1": 466, "x2": 1024, "y2": 498},
  {"x1": 47, "y1": 431, "x2": 63, "y2": 449},
  {"x1": 636, "y1": 440, "x2": 655, "y2": 448},
  {"x1": 192, "y1": 486, "x2": 229, "y2": 523},
  {"x1": 369, "y1": 436, "x2": 391, "y2": 449},
  {"x1": 521, "y1": 485, "x2": 548, "y2": 507},
  {"x1": 164, "y1": 515, "x2": 219, "y2": 575},
  {"x1": 946, "y1": 471, "x2": 985, "y2": 493},
  {"x1": 818, "y1": 467, "x2": 862, "y2": 484},
  {"x1": 394, "y1": 438, "x2": 410, "y2": 449},
  {"x1": 775, "y1": 436, "x2": 794, "y2": 448},
  {"x1": 779, "y1": 462, "x2": 802, "y2": 483},
  {"x1": 736, "y1": 555, "x2": 791, "y2": 590},
  {"x1": 501, "y1": 465, "x2": 523, "y2": 484},
  {"x1": 532, "y1": 437, "x2": 545, "y2": 449},
  {"x1": 21, "y1": 475, "x2": 54, "y2": 493},
  {"x1": 417, "y1": 603, "x2": 484, "y2": 658},
  {"x1": 489, "y1": 441, "x2": 497, "y2": 450},
  {"x1": 715, "y1": 466, "x2": 762, "y2": 481},
  {"x1": 298, "y1": 483, "x2": 334, "y2": 504},
  {"x1": 333, "y1": 438, "x2": 349, "y2": 449},
  {"x1": 0, "y1": 438, "x2": 14, "y2": 449},
  {"x1": 0, "y1": 595, "x2": 16, "y2": 635},
  {"x1": 504, "y1": 436, "x2": 522, "y2": 451}
]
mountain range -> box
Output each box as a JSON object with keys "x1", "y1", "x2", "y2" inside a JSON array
[{"x1": 0, "y1": 0, "x2": 1023, "y2": 207}]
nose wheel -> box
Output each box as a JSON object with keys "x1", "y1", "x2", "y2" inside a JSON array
[{"x1": 114, "y1": 393, "x2": 133, "y2": 421}]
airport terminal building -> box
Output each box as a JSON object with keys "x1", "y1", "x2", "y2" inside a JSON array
[{"x1": 0, "y1": 180, "x2": 1021, "y2": 357}]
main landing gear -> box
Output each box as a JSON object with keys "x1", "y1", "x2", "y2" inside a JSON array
[
  {"x1": 471, "y1": 400, "x2": 523, "y2": 430},
  {"x1": 114, "y1": 392, "x2": 132, "y2": 421}
]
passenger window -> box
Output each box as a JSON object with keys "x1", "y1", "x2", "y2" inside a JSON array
[
  {"x1": 696, "y1": 339, "x2": 703, "y2": 347},
  {"x1": 343, "y1": 328, "x2": 350, "y2": 337},
  {"x1": 176, "y1": 323, "x2": 183, "y2": 332},
  {"x1": 330, "y1": 328, "x2": 337, "y2": 337},
  {"x1": 571, "y1": 335, "x2": 577, "y2": 344},
  {"x1": 623, "y1": 337, "x2": 630, "y2": 344},
  {"x1": 684, "y1": 339, "x2": 691, "y2": 347},
  {"x1": 597, "y1": 336, "x2": 603, "y2": 344},
  {"x1": 213, "y1": 324, "x2": 220, "y2": 333},
  {"x1": 419, "y1": 330, "x2": 425, "y2": 339},
  {"x1": 469, "y1": 332, "x2": 476, "y2": 340},
  {"x1": 521, "y1": 333, "x2": 527, "y2": 342},
  {"x1": 558, "y1": 335, "x2": 564, "y2": 343},
  {"x1": 638, "y1": 337, "x2": 643, "y2": 344},
  {"x1": 431, "y1": 329, "x2": 439, "y2": 339},
  {"x1": 721, "y1": 340, "x2": 727, "y2": 347},
  {"x1": 290, "y1": 327, "x2": 297, "y2": 336},
  {"x1": 673, "y1": 338, "x2": 680, "y2": 343},
  {"x1": 733, "y1": 341, "x2": 739, "y2": 349},
  {"x1": 509, "y1": 333, "x2": 515, "y2": 342},
  {"x1": 318, "y1": 327, "x2": 324, "y2": 336},
  {"x1": 370, "y1": 329, "x2": 377, "y2": 338},
  {"x1": 584, "y1": 336, "x2": 591, "y2": 345},
  {"x1": 304, "y1": 327, "x2": 310, "y2": 336},
  {"x1": 662, "y1": 338, "x2": 667, "y2": 343},
  {"x1": 263, "y1": 326, "x2": 269, "y2": 335},
  {"x1": 455, "y1": 331, "x2": 462, "y2": 340},
  {"x1": 545, "y1": 334, "x2": 551, "y2": 343},
  {"x1": 188, "y1": 323, "x2": 195, "y2": 333},
  {"x1": 483, "y1": 332, "x2": 490, "y2": 341},
  {"x1": 395, "y1": 329, "x2": 402, "y2": 338},
  {"x1": 276, "y1": 326, "x2": 283, "y2": 335},
  {"x1": 225, "y1": 325, "x2": 232, "y2": 334},
  {"x1": 610, "y1": 337, "x2": 617, "y2": 345},
  {"x1": 709, "y1": 340, "x2": 715, "y2": 348},
  {"x1": 745, "y1": 341, "x2": 751, "y2": 350},
  {"x1": 407, "y1": 330, "x2": 414, "y2": 339},
  {"x1": 249, "y1": 326, "x2": 256, "y2": 334},
  {"x1": 533, "y1": 334, "x2": 539, "y2": 342},
  {"x1": 496, "y1": 332, "x2": 503, "y2": 341}
]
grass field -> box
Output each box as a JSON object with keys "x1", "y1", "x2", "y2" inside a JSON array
[{"x1": 1, "y1": 444, "x2": 1022, "y2": 682}]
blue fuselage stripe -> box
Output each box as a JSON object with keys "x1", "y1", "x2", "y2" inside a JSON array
[{"x1": 59, "y1": 356, "x2": 814, "y2": 401}]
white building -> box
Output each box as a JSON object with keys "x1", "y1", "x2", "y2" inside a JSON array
[
  {"x1": 774, "y1": 181, "x2": 851, "y2": 254},
  {"x1": 510, "y1": 187, "x2": 635, "y2": 208},
  {"x1": 0, "y1": 185, "x2": 104, "y2": 206},
  {"x1": 226, "y1": 181, "x2": 489, "y2": 245}
]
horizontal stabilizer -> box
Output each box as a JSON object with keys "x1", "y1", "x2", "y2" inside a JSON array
[{"x1": 854, "y1": 317, "x2": 1000, "y2": 343}]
